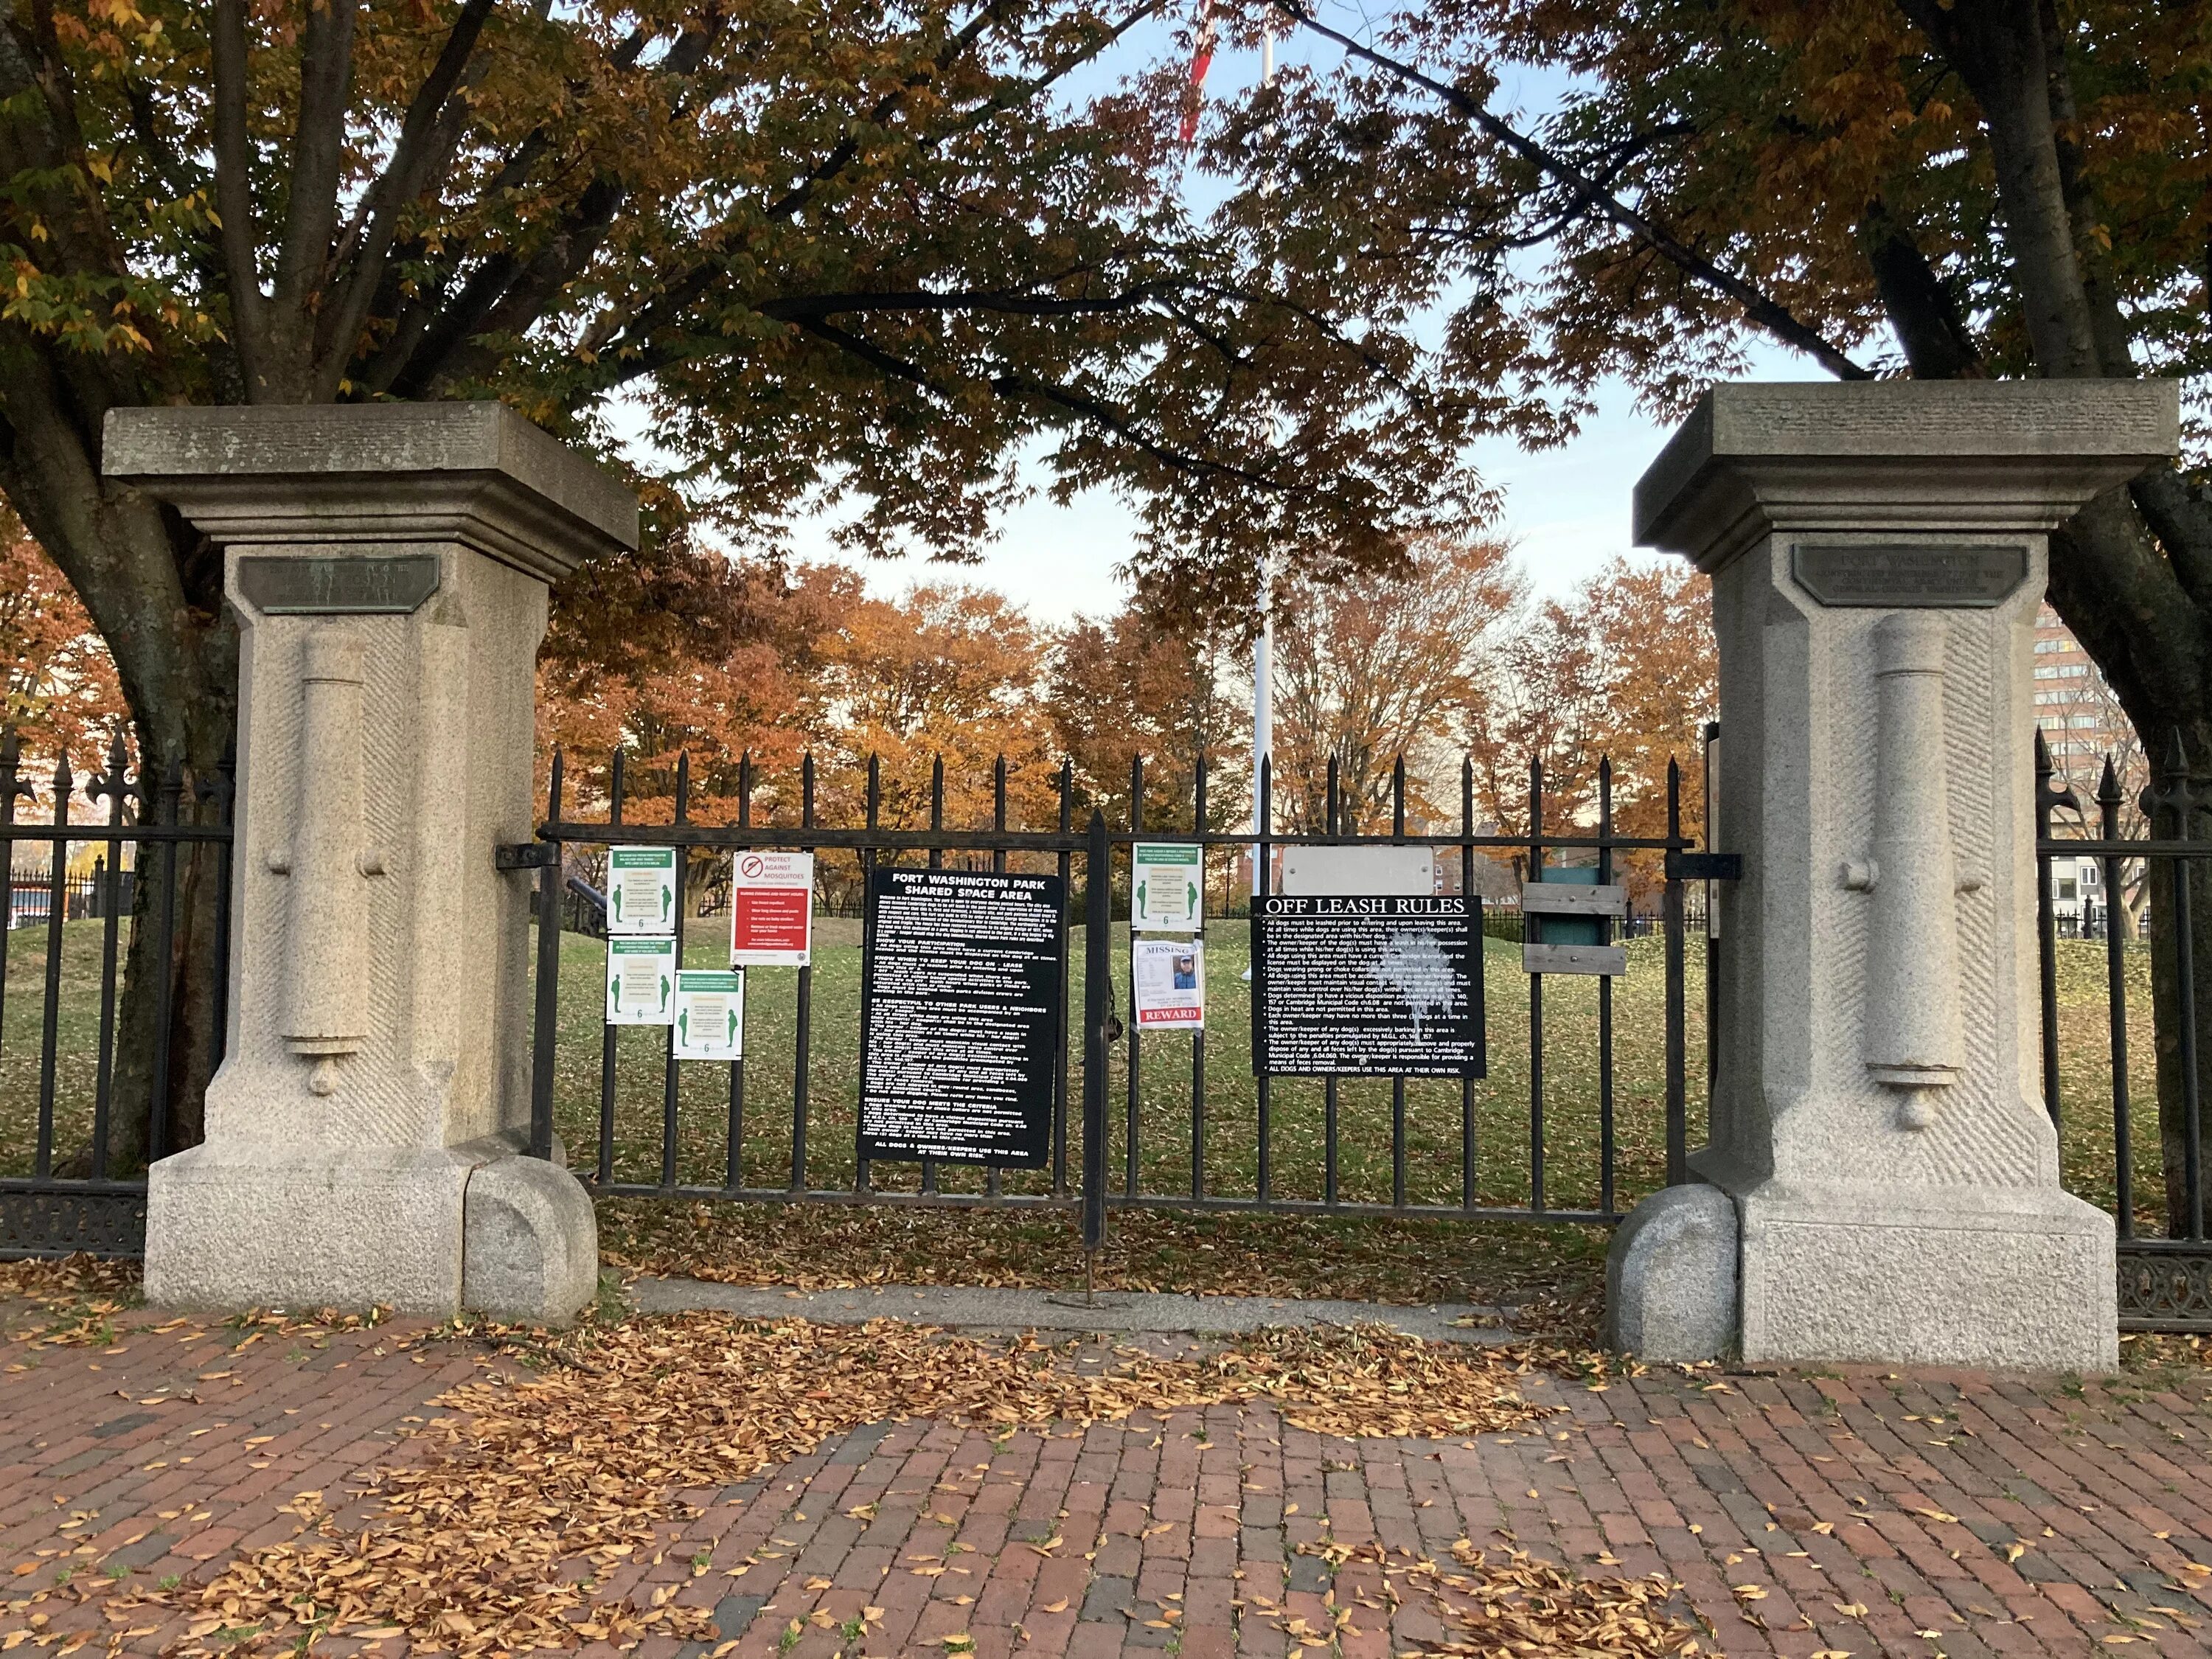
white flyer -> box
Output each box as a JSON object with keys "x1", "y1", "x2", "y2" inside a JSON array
[
  {"x1": 605, "y1": 845, "x2": 678, "y2": 936},
  {"x1": 1132, "y1": 841, "x2": 1203, "y2": 933},
  {"x1": 605, "y1": 936, "x2": 677, "y2": 1025},
  {"x1": 1132, "y1": 936, "x2": 1205, "y2": 1030},
  {"x1": 673, "y1": 969, "x2": 746, "y2": 1059}
]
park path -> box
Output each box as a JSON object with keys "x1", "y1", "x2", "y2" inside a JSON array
[{"x1": 3, "y1": 1295, "x2": 2211, "y2": 1658}]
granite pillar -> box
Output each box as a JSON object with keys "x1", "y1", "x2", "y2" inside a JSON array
[
  {"x1": 1609, "y1": 379, "x2": 2177, "y2": 1371},
  {"x1": 102, "y1": 403, "x2": 636, "y2": 1320}
]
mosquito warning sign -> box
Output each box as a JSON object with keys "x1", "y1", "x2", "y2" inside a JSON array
[
  {"x1": 858, "y1": 867, "x2": 1064, "y2": 1166},
  {"x1": 1252, "y1": 894, "x2": 1483, "y2": 1077},
  {"x1": 731, "y1": 850, "x2": 813, "y2": 967}
]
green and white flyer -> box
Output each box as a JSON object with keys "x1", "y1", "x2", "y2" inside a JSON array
[
  {"x1": 605, "y1": 936, "x2": 677, "y2": 1024},
  {"x1": 1131, "y1": 841, "x2": 1203, "y2": 933},
  {"x1": 606, "y1": 846, "x2": 678, "y2": 935},
  {"x1": 673, "y1": 969, "x2": 746, "y2": 1060}
]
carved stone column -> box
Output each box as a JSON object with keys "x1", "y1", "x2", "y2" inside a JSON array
[
  {"x1": 1605, "y1": 380, "x2": 2176, "y2": 1371},
  {"x1": 103, "y1": 404, "x2": 636, "y2": 1320}
]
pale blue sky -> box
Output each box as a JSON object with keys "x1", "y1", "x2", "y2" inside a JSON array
[{"x1": 622, "y1": 13, "x2": 1834, "y2": 622}]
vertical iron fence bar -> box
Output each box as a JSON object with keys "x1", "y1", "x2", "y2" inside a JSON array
[
  {"x1": 1083, "y1": 809, "x2": 1110, "y2": 1258},
  {"x1": 2035, "y1": 731, "x2": 2065, "y2": 1127},
  {"x1": 1391, "y1": 756, "x2": 1407, "y2": 1209},
  {"x1": 599, "y1": 746, "x2": 625, "y2": 1186},
  {"x1": 1597, "y1": 757, "x2": 1617, "y2": 1217},
  {"x1": 1191, "y1": 751, "x2": 1206, "y2": 1202},
  {"x1": 208, "y1": 751, "x2": 234, "y2": 1072},
  {"x1": 147, "y1": 756, "x2": 184, "y2": 1165},
  {"x1": 1528, "y1": 756, "x2": 1545, "y2": 1213},
  {"x1": 660, "y1": 752, "x2": 690, "y2": 1191},
  {"x1": 1256, "y1": 757, "x2": 1273, "y2": 1206},
  {"x1": 1324, "y1": 755, "x2": 1340, "y2": 1206},
  {"x1": 1461, "y1": 757, "x2": 1476, "y2": 1211},
  {"x1": 988, "y1": 755, "x2": 1008, "y2": 1200},
  {"x1": 922, "y1": 754, "x2": 944, "y2": 1195},
  {"x1": 529, "y1": 749, "x2": 565, "y2": 1162},
  {"x1": 1053, "y1": 759, "x2": 1073, "y2": 1195},
  {"x1": 2099, "y1": 758, "x2": 2132, "y2": 1237},
  {"x1": 723, "y1": 754, "x2": 753, "y2": 1190},
  {"x1": 0, "y1": 728, "x2": 19, "y2": 1051},
  {"x1": 852, "y1": 754, "x2": 880, "y2": 1193},
  {"x1": 90, "y1": 736, "x2": 128, "y2": 1179},
  {"x1": 2171, "y1": 737, "x2": 2206, "y2": 1241},
  {"x1": 33, "y1": 754, "x2": 70, "y2": 1178},
  {"x1": 1663, "y1": 759, "x2": 1688, "y2": 1188},
  {"x1": 2178, "y1": 846, "x2": 2205, "y2": 1240},
  {"x1": 1703, "y1": 723, "x2": 1720, "y2": 1096},
  {"x1": 1126, "y1": 752, "x2": 1143, "y2": 1197},
  {"x1": 786, "y1": 754, "x2": 817, "y2": 1195}
]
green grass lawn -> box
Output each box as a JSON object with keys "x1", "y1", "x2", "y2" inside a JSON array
[
  {"x1": 544, "y1": 919, "x2": 1705, "y2": 1217},
  {"x1": 0, "y1": 914, "x2": 2174, "y2": 1267}
]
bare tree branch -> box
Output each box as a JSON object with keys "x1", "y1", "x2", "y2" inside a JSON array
[
  {"x1": 268, "y1": 0, "x2": 359, "y2": 392},
  {"x1": 1276, "y1": 1, "x2": 1874, "y2": 381},
  {"x1": 209, "y1": 0, "x2": 270, "y2": 399},
  {"x1": 315, "y1": 0, "x2": 498, "y2": 397}
]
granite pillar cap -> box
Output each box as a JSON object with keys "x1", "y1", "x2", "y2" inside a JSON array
[
  {"x1": 102, "y1": 402, "x2": 638, "y2": 583},
  {"x1": 1632, "y1": 380, "x2": 2178, "y2": 570}
]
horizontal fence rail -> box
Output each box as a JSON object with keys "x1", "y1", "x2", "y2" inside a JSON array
[
  {"x1": 0, "y1": 730, "x2": 232, "y2": 1259},
  {"x1": 2037, "y1": 730, "x2": 2212, "y2": 1331},
  {"x1": 521, "y1": 743, "x2": 1711, "y2": 1239}
]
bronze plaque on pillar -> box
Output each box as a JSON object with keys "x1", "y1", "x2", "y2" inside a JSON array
[
  {"x1": 1792, "y1": 543, "x2": 2028, "y2": 608},
  {"x1": 237, "y1": 554, "x2": 442, "y2": 615}
]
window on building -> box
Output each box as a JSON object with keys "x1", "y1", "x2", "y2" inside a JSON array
[
  {"x1": 2034, "y1": 664, "x2": 2090, "y2": 680},
  {"x1": 2058, "y1": 879, "x2": 2079, "y2": 900},
  {"x1": 2035, "y1": 639, "x2": 2070, "y2": 653}
]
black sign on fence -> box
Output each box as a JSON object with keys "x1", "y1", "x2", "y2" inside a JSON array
[
  {"x1": 1252, "y1": 894, "x2": 1484, "y2": 1077},
  {"x1": 858, "y1": 866, "x2": 1065, "y2": 1166}
]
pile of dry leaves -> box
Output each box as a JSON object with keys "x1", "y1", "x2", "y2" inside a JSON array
[
  {"x1": 97, "y1": 1315, "x2": 1571, "y2": 1655},
  {"x1": 0, "y1": 1255, "x2": 142, "y2": 1351},
  {"x1": 1253, "y1": 1539, "x2": 1701, "y2": 1656},
  {"x1": 599, "y1": 1197, "x2": 1610, "y2": 1314}
]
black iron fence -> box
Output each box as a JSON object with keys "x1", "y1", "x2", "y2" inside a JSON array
[
  {"x1": 7, "y1": 866, "x2": 138, "y2": 928},
  {"x1": 2038, "y1": 731, "x2": 2212, "y2": 1330},
  {"x1": 0, "y1": 731, "x2": 232, "y2": 1257},
  {"x1": 518, "y1": 745, "x2": 1716, "y2": 1253}
]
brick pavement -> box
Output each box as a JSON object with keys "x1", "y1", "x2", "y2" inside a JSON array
[{"x1": 5, "y1": 1298, "x2": 2212, "y2": 1656}]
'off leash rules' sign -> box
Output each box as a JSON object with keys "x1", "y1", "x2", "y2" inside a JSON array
[{"x1": 731, "y1": 850, "x2": 814, "y2": 967}]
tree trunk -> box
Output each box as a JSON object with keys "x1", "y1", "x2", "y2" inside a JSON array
[{"x1": 0, "y1": 341, "x2": 238, "y2": 1174}]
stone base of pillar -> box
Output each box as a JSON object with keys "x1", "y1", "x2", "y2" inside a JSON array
[
  {"x1": 1603, "y1": 1184, "x2": 1740, "y2": 1363},
  {"x1": 145, "y1": 1143, "x2": 598, "y2": 1324},
  {"x1": 1731, "y1": 1180, "x2": 2116, "y2": 1371}
]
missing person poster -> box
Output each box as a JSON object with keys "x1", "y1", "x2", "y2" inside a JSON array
[{"x1": 1132, "y1": 936, "x2": 1205, "y2": 1030}]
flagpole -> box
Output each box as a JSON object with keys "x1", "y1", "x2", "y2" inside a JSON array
[{"x1": 1251, "y1": 24, "x2": 1276, "y2": 901}]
